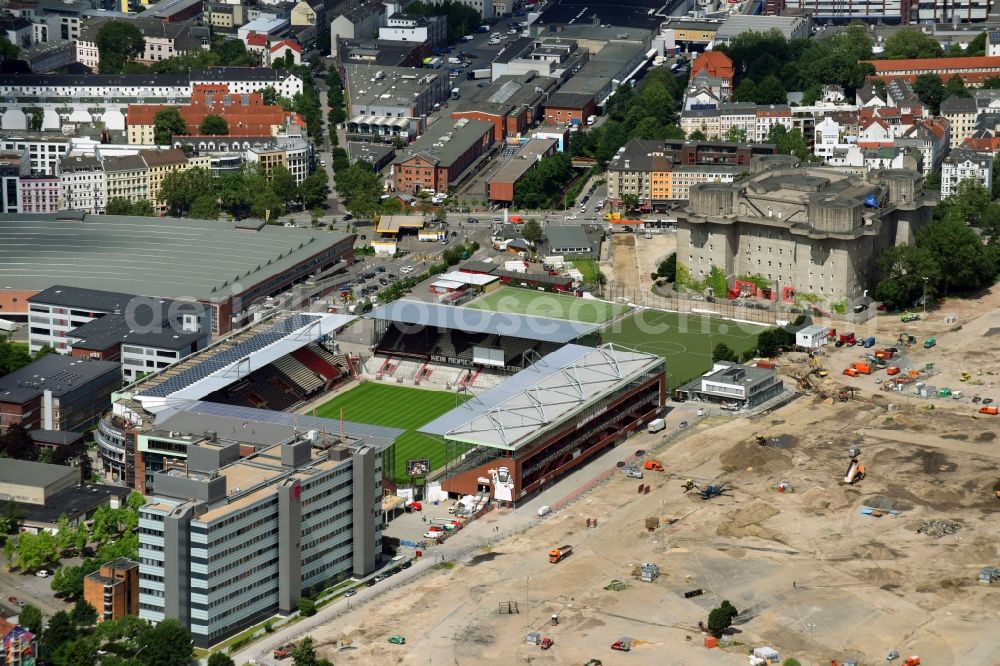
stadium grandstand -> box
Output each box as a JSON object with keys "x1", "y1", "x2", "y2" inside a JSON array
[
  {"x1": 99, "y1": 311, "x2": 367, "y2": 490},
  {"x1": 418, "y1": 343, "x2": 665, "y2": 505},
  {"x1": 364, "y1": 301, "x2": 602, "y2": 390}
]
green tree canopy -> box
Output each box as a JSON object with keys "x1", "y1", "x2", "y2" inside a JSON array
[
  {"x1": 712, "y1": 343, "x2": 737, "y2": 362},
  {"x1": 18, "y1": 604, "x2": 43, "y2": 636},
  {"x1": 138, "y1": 618, "x2": 194, "y2": 666},
  {"x1": 71, "y1": 598, "x2": 97, "y2": 628},
  {"x1": 106, "y1": 198, "x2": 155, "y2": 216},
  {"x1": 297, "y1": 598, "x2": 317, "y2": 617},
  {"x1": 95, "y1": 22, "x2": 145, "y2": 74},
  {"x1": 41, "y1": 611, "x2": 75, "y2": 658},
  {"x1": 153, "y1": 108, "x2": 187, "y2": 145},
  {"x1": 212, "y1": 39, "x2": 256, "y2": 66},
  {"x1": 882, "y1": 28, "x2": 943, "y2": 59},
  {"x1": 913, "y1": 73, "x2": 945, "y2": 114},
  {"x1": 198, "y1": 115, "x2": 229, "y2": 135},
  {"x1": 299, "y1": 170, "x2": 330, "y2": 209},
  {"x1": 15, "y1": 530, "x2": 56, "y2": 571},
  {"x1": 521, "y1": 218, "x2": 543, "y2": 244}
]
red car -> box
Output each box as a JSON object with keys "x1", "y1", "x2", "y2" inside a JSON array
[
  {"x1": 408, "y1": 501, "x2": 422, "y2": 511},
  {"x1": 540, "y1": 637, "x2": 553, "y2": 650}
]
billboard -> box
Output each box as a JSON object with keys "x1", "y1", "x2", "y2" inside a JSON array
[{"x1": 406, "y1": 459, "x2": 430, "y2": 477}]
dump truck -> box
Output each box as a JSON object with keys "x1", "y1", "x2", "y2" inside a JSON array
[
  {"x1": 844, "y1": 367, "x2": 858, "y2": 377},
  {"x1": 886, "y1": 366, "x2": 901, "y2": 376},
  {"x1": 549, "y1": 545, "x2": 572, "y2": 563},
  {"x1": 853, "y1": 362, "x2": 872, "y2": 375},
  {"x1": 643, "y1": 460, "x2": 664, "y2": 471}
]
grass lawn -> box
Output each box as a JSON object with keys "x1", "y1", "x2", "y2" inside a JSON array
[
  {"x1": 602, "y1": 310, "x2": 764, "y2": 389},
  {"x1": 571, "y1": 258, "x2": 599, "y2": 284},
  {"x1": 314, "y1": 382, "x2": 468, "y2": 481},
  {"x1": 464, "y1": 286, "x2": 630, "y2": 324}
]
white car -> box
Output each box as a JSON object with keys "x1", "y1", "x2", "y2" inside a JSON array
[
  {"x1": 565, "y1": 214, "x2": 578, "y2": 220},
  {"x1": 35, "y1": 570, "x2": 51, "y2": 578},
  {"x1": 400, "y1": 265, "x2": 413, "y2": 274}
]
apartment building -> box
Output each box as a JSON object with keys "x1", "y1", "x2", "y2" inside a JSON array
[
  {"x1": 606, "y1": 139, "x2": 777, "y2": 209},
  {"x1": 18, "y1": 176, "x2": 60, "y2": 213},
  {"x1": 76, "y1": 17, "x2": 209, "y2": 70},
  {"x1": 83, "y1": 559, "x2": 140, "y2": 623},
  {"x1": 941, "y1": 147, "x2": 993, "y2": 196},
  {"x1": 0, "y1": 133, "x2": 72, "y2": 176},
  {"x1": 244, "y1": 136, "x2": 310, "y2": 184},
  {"x1": 141, "y1": 148, "x2": 192, "y2": 213},
  {"x1": 138, "y1": 434, "x2": 383, "y2": 646},
  {"x1": 59, "y1": 154, "x2": 105, "y2": 214},
  {"x1": 127, "y1": 84, "x2": 305, "y2": 144},
  {"x1": 103, "y1": 155, "x2": 149, "y2": 205},
  {"x1": 676, "y1": 159, "x2": 936, "y2": 305}
]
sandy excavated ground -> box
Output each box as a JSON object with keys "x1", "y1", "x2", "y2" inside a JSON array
[
  {"x1": 308, "y1": 299, "x2": 1000, "y2": 666},
  {"x1": 601, "y1": 233, "x2": 675, "y2": 299}
]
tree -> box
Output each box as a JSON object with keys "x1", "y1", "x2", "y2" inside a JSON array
[
  {"x1": 71, "y1": 598, "x2": 98, "y2": 628},
  {"x1": 292, "y1": 637, "x2": 317, "y2": 666},
  {"x1": 187, "y1": 194, "x2": 219, "y2": 220},
  {"x1": 944, "y1": 74, "x2": 970, "y2": 100},
  {"x1": 767, "y1": 125, "x2": 810, "y2": 161},
  {"x1": 15, "y1": 530, "x2": 56, "y2": 571},
  {"x1": 297, "y1": 598, "x2": 317, "y2": 617},
  {"x1": 913, "y1": 74, "x2": 945, "y2": 114},
  {"x1": 783, "y1": 659, "x2": 802, "y2": 666},
  {"x1": 95, "y1": 22, "x2": 145, "y2": 74},
  {"x1": 755, "y1": 74, "x2": 787, "y2": 104},
  {"x1": 270, "y1": 165, "x2": 299, "y2": 207},
  {"x1": 212, "y1": 39, "x2": 255, "y2": 67},
  {"x1": 334, "y1": 164, "x2": 381, "y2": 217},
  {"x1": 656, "y1": 253, "x2": 676, "y2": 282},
  {"x1": 207, "y1": 652, "x2": 236, "y2": 666},
  {"x1": 724, "y1": 127, "x2": 747, "y2": 143},
  {"x1": 51, "y1": 563, "x2": 88, "y2": 598},
  {"x1": 757, "y1": 327, "x2": 793, "y2": 358},
  {"x1": 106, "y1": 197, "x2": 154, "y2": 216},
  {"x1": 620, "y1": 193, "x2": 641, "y2": 215},
  {"x1": 521, "y1": 218, "x2": 543, "y2": 245},
  {"x1": 299, "y1": 171, "x2": 330, "y2": 209},
  {"x1": 42, "y1": 611, "x2": 76, "y2": 658},
  {"x1": 18, "y1": 604, "x2": 43, "y2": 637},
  {"x1": 688, "y1": 129, "x2": 707, "y2": 141},
  {"x1": 707, "y1": 606, "x2": 733, "y2": 637},
  {"x1": 153, "y1": 107, "x2": 187, "y2": 145},
  {"x1": 732, "y1": 78, "x2": 758, "y2": 103},
  {"x1": 57, "y1": 636, "x2": 98, "y2": 666},
  {"x1": 158, "y1": 168, "x2": 217, "y2": 217},
  {"x1": 138, "y1": 618, "x2": 194, "y2": 666},
  {"x1": 882, "y1": 28, "x2": 943, "y2": 59},
  {"x1": 55, "y1": 515, "x2": 75, "y2": 554},
  {"x1": 916, "y1": 215, "x2": 998, "y2": 295},
  {"x1": 0, "y1": 36, "x2": 19, "y2": 60},
  {"x1": 1, "y1": 424, "x2": 36, "y2": 460},
  {"x1": 198, "y1": 114, "x2": 229, "y2": 135},
  {"x1": 712, "y1": 343, "x2": 737, "y2": 362}
]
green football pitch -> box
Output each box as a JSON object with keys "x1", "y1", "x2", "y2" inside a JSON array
[
  {"x1": 314, "y1": 382, "x2": 468, "y2": 481},
  {"x1": 464, "y1": 286, "x2": 630, "y2": 323},
  {"x1": 601, "y1": 310, "x2": 764, "y2": 389}
]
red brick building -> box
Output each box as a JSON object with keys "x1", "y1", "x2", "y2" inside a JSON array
[
  {"x1": 543, "y1": 92, "x2": 597, "y2": 126},
  {"x1": 865, "y1": 56, "x2": 1000, "y2": 85},
  {"x1": 391, "y1": 118, "x2": 495, "y2": 193},
  {"x1": 83, "y1": 558, "x2": 139, "y2": 622}
]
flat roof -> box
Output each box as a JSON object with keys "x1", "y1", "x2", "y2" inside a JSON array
[
  {"x1": 156, "y1": 400, "x2": 402, "y2": 450},
  {"x1": 545, "y1": 224, "x2": 591, "y2": 248},
  {"x1": 0, "y1": 355, "x2": 120, "y2": 404},
  {"x1": 68, "y1": 313, "x2": 204, "y2": 352},
  {"x1": 490, "y1": 138, "x2": 557, "y2": 185},
  {"x1": 392, "y1": 117, "x2": 494, "y2": 168},
  {"x1": 375, "y1": 214, "x2": 425, "y2": 234},
  {"x1": 367, "y1": 300, "x2": 599, "y2": 343},
  {"x1": 346, "y1": 64, "x2": 443, "y2": 108},
  {"x1": 29, "y1": 285, "x2": 136, "y2": 311},
  {"x1": 0, "y1": 459, "x2": 76, "y2": 488},
  {"x1": 12, "y1": 483, "x2": 129, "y2": 525},
  {"x1": 437, "y1": 271, "x2": 500, "y2": 286},
  {"x1": 0, "y1": 214, "x2": 351, "y2": 303},
  {"x1": 419, "y1": 343, "x2": 662, "y2": 449}
]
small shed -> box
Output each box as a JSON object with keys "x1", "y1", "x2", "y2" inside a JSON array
[
  {"x1": 640, "y1": 562, "x2": 659, "y2": 582},
  {"x1": 979, "y1": 566, "x2": 1000, "y2": 583}
]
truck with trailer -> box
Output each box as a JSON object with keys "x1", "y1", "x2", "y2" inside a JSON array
[
  {"x1": 467, "y1": 68, "x2": 491, "y2": 79},
  {"x1": 549, "y1": 545, "x2": 572, "y2": 563},
  {"x1": 647, "y1": 418, "x2": 665, "y2": 433}
]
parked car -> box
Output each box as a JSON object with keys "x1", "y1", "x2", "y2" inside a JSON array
[
  {"x1": 388, "y1": 636, "x2": 406, "y2": 645},
  {"x1": 35, "y1": 570, "x2": 51, "y2": 578},
  {"x1": 344, "y1": 589, "x2": 357, "y2": 597}
]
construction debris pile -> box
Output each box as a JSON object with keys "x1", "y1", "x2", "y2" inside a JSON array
[{"x1": 917, "y1": 519, "x2": 961, "y2": 538}]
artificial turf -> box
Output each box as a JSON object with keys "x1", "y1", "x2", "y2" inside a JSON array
[{"x1": 313, "y1": 382, "x2": 469, "y2": 481}]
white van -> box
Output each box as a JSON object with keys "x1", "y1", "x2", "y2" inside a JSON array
[{"x1": 647, "y1": 418, "x2": 666, "y2": 434}]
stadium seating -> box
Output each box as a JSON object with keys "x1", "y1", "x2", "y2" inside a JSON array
[
  {"x1": 271, "y1": 355, "x2": 324, "y2": 393},
  {"x1": 291, "y1": 344, "x2": 344, "y2": 381}
]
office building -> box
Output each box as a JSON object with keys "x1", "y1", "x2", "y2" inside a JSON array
[
  {"x1": 138, "y1": 433, "x2": 384, "y2": 646},
  {"x1": 390, "y1": 118, "x2": 495, "y2": 193}
]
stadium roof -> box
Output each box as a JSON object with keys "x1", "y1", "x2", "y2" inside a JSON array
[
  {"x1": 419, "y1": 343, "x2": 662, "y2": 450},
  {"x1": 0, "y1": 214, "x2": 352, "y2": 303},
  {"x1": 131, "y1": 313, "x2": 355, "y2": 407},
  {"x1": 367, "y1": 301, "x2": 599, "y2": 343},
  {"x1": 154, "y1": 400, "x2": 402, "y2": 451}
]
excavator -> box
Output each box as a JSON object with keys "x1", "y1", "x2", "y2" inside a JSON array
[
  {"x1": 808, "y1": 354, "x2": 828, "y2": 377},
  {"x1": 844, "y1": 447, "x2": 866, "y2": 485}
]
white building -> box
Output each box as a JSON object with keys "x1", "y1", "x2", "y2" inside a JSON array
[
  {"x1": 0, "y1": 70, "x2": 303, "y2": 132},
  {"x1": 941, "y1": 147, "x2": 993, "y2": 197},
  {"x1": 59, "y1": 154, "x2": 105, "y2": 214},
  {"x1": 76, "y1": 17, "x2": 209, "y2": 71}
]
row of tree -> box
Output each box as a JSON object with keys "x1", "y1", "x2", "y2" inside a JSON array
[
  {"x1": 94, "y1": 23, "x2": 258, "y2": 75},
  {"x1": 512, "y1": 152, "x2": 574, "y2": 209},
  {"x1": 406, "y1": 0, "x2": 483, "y2": 41},
  {"x1": 155, "y1": 164, "x2": 330, "y2": 221},
  {"x1": 875, "y1": 179, "x2": 1000, "y2": 309}
]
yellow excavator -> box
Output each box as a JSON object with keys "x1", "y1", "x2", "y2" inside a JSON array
[
  {"x1": 961, "y1": 371, "x2": 971, "y2": 382},
  {"x1": 809, "y1": 354, "x2": 828, "y2": 377}
]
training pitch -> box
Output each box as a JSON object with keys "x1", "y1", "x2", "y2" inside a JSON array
[
  {"x1": 464, "y1": 286, "x2": 630, "y2": 323},
  {"x1": 314, "y1": 383, "x2": 468, "y2": 481},
  {"x1": 601, "y1": 310, "x2": 764, "y2": 388}
]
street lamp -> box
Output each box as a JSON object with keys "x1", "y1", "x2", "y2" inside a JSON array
[
  {"x1": 525, "y1": 576, "x2": 531, "y2": 629},
  {"x1": 922, "y1": 277, "x2": 929, "y2": 316}
]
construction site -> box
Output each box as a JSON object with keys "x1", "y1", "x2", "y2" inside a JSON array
[{"x1": 304, "y1": 294, "x2": 1000, "y2": 666}]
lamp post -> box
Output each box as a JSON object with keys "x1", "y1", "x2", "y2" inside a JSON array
[
  {"x1": 922, "y1": 277, "x2": 929, "y2": 316},
  {"x1": 525, "y1": 576, "x2": 531, "y2": 629}
]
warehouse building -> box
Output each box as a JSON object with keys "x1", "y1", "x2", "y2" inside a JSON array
[
  {"x1": 0, "y1": 214, "x2": 355, "y2": 335},
  {"x1": 138, "y1": 432, "x2": 385, "y2": 646},
  {"x1": 344, "y1": 64, "x2": 450, "y2": 141},
  {"x1": 487, "y1": 138, "x2": 558, "y2": 203},
  {"x1": 390, "y1": 118, "x2": 496, "y2": 194},
  {"x1": 451, "y1": 72, "x2": 559, "y2": 141}
]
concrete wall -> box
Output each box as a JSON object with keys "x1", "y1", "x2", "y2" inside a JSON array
[
  {"x1": 277, "y1": 479, "x2": 302, "y2": 613},
  {"x1": 351, "y1": 446, "x2": 379, "y2": 578}
]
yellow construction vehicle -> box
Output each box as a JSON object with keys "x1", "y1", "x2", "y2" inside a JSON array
[
  {"x1": 808, "y1": 354, "x2": 828, "y2": 377},
  {"x1": 961, "y1": 371, "x2": 971, "y2": 382}
]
